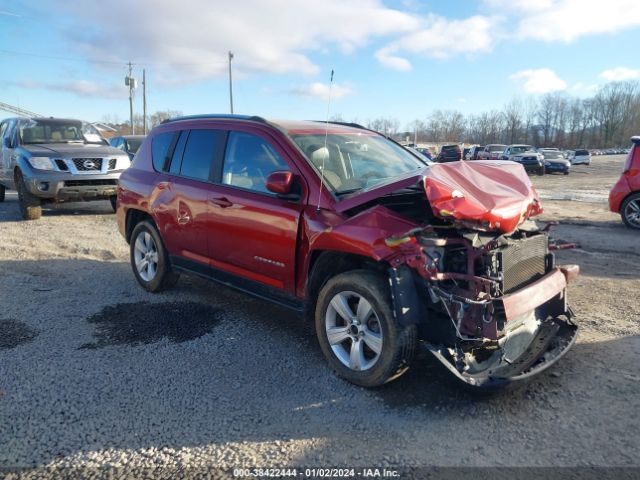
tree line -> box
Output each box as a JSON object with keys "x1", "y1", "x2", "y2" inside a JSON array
[{"x1": 359, "y1": 80, "x2": 640, "y2": 149}]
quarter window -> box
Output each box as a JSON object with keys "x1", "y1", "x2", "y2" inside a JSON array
[
  {"x1": 222, "y1": 131, "x2": 289, "y2": 193},
  {"x1": 151, "y1": 132, "x2": 175, "y2": 172}
]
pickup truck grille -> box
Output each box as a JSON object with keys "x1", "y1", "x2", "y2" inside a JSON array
[
  {"x1": 492, "y1": 235, "x2": 548, "y2": 294},
  {"x1": 72, "y1": 158, "x2": 103, "y2": 171}
]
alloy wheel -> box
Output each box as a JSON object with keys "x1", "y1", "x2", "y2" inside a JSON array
[
  {"x1": 325, "y1": 291, "x2": 383, "y2": 371},
  {"x1": 624, "y1": 198, "x2": 640, "y2": 228},
  {"x1": 133, "y1": 231, "x2": 159, "y2": 281}
]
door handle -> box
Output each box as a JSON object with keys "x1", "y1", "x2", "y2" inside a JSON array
[
  {"x1": 177, "y1": 211, "x2": 191, "y2": 225},
  {"x1": 209, "y1": 197, "x2": 233, "y2": 208}
]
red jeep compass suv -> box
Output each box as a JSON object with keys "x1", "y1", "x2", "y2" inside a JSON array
[{"x1": 117, "y1": 115, "x2": 579, "y2": 389}]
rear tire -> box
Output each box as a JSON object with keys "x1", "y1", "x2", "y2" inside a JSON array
[
  {"x1": 0, "y1": 184, "x2": 5, "y2": 202},
  {"x1": 130, "y1": 220, "x2": 180, "y2": 292},
  {"x1": 315, "y1": 269, "x2": 416, "y2": 388},
  {"x1": 537, "y1": 166, "x2": 545, "y2": 176},
  {"x1": 109, "y1": 195, "x2": 117, "y2": 212},
  {"x1": 621, "y1": 193, "x2": 640, "y2": 229},
  {"x1": 15, "y1": 171, "x2": 42, "y2": 220}
]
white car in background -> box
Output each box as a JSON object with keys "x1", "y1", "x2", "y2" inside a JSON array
[{"x1": 569, "y1": 149, "x2": 591, "y2": 165}]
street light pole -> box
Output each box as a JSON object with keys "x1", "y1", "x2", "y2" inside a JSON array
[{"x1": 228, "y1": 51, "x2": 234, "y2": 114}]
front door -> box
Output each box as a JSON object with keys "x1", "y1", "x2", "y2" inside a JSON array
[{"x1": 207, "y1": 130, "x2": 304, "y2": 293}]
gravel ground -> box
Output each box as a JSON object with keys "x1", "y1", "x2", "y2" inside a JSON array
[{"x1": 0, "y1": 155, "x2": 638, "y2": 476}]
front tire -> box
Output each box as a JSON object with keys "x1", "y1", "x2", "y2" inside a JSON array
[
  {"x1": 109, "y1": 195, "x2": 117, "y2": 212},
  {"x1": 315, "y1": 270, "x2": 416, "y2": 388},
  {"x1": 621, "y1": 193, "x2": 640, "y2": 229},
  {"x1": 0, "y1": 184, "x2": 5, "y2": 202},
  {"x1": 537, "y1": 166, "x2": 545, "y2": 176},
  {"x1": 130, "y1": 220, "x2": 180, "y2": 292},
  {"x1": 15, "y1": 171, "x2": 42, "y2": 220}
]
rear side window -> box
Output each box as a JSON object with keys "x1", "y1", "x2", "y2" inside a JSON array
[
  {"x1": 179, "y1": 129, "x2": 225, "y2": 181},
  {"x1": 151, "y1": 132, "x2": 175, "y2": 171}
]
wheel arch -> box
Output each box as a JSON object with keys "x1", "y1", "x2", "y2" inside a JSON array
[
  {"x1": 125, "y1": 208, "x2": 155, "y2": 243},
  {"x1": 305, "y1": 250, "x2": 388, "y2": 320}
]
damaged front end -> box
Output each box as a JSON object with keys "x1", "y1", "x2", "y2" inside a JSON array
[{"x1": 382, "y1": 162, "x2": 578, "y2": 388}]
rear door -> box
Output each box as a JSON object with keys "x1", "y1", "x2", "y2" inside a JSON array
[
  {"x1": 156, "y1": 128, "x2": 226, "y2": 268},
  {"x1": 206, "y1": 128, "x2": 304, "y2": 293}
]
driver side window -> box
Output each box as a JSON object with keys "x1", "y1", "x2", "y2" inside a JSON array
[{"x1": 222, "y1": 131, "x2": 288, "y2": 193}]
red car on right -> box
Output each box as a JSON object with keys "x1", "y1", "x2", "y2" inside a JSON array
[{"x1": 609, "y1": 136, "x2": 640, "y2": 229}]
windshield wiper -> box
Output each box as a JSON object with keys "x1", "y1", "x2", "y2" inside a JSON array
[{"x1": 336, "y1": 187, "x2": 363, "y2": 196}]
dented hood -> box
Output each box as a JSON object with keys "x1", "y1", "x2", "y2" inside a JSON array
[
  {"x1": 335, "y1": 161, "x2": 542, "y2": 234},
  {"x1": 424, "y1": 161, "x2": 542, "y2": 233}
]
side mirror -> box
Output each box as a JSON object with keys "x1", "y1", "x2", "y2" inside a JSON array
[{"x1": 266, "y1": 170, "x2": 295, "y2": 195}]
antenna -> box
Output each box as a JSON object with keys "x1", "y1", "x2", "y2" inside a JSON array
[{"x1": 316, "y1": 69, "x2": 334, "y2": 214}]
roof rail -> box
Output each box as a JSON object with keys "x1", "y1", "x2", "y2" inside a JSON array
[
  {"x1": 161, "y1": 114, "x2": 267, "y2": 124},
  {"x1": 311, "y1": 120, "x2": 368, "y2": 130}
]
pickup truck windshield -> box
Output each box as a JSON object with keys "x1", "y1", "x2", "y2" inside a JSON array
[
  {"x1": 291, "y1": 132, "x2": 424, "y2": 194},
  {"x1": 19, "y1": 119, "x2": 105, "y2": 145},
  {"x1": 511, "y1": 145, "x2": 534, "y2": 154}
]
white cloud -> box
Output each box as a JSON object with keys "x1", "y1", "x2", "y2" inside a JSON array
[
  {"x1": 486, "y1": 0, "x2": 640, "y2": 42},
  {"x1": 15, "y1": 80, "x2": 124, "y2": 99},
  {"x1": 600, "y1": 67, "x2": 640, "y2": 82},
  {"x1": 509, "y1": 68, "x2": 567, "y2": 94},
  {"x1": 289, "y1": 82, "x2": 352, "y2": 100},
  {"x1": 375, "y1": 14, "x2": 497, "y2": 65},
  {"x1": 46, "y1": 0, "x2": 420, "y2": 83},
  {"x1": 374, "y1": 49, "x2": 412, "y2": 71}
]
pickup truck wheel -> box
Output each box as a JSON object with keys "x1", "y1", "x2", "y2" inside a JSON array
[
  {"x1": 0, "y1": 184, "x2": 5, "y2": 202},
  {"x1": 621, "y1": 193, "x2": 640, "y2": 229},
  {"x1": 315, "y1": 270, "x2": 416, "y2": 388},
  {"x1": 109, "y1": 195, "x2": 117, "y2": 212},
  {"x1": 130, "y1": 221, "x2": 179, "y2": 291},
  {"x1": 16, "y1": 171, "x2": 42, "y2": 220}
]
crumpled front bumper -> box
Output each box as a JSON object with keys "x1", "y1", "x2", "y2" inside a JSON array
[
  {"x1": 423, "y1": 267, "x2": 579, "y2": 388},
  {"x1": 423, "y1": 317, "x2": 578, "y2": 388}
]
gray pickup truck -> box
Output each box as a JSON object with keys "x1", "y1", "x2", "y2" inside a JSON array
[{"x1": 0, "y1": 117, "x2": 131, "y2": 219}]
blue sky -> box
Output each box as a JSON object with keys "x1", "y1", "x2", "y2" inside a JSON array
[{"x1": 2, "y1": 0, "x2": 640, "y2": 128}]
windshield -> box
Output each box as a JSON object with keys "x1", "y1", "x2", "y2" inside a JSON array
[
  {"x1": 19, "y1": 119, "x2": 105, "y2": 145},
  {"x1": 290, "y1": 132, "x2": 425, "y2": 194},
  {"x1": 543, "y1": 151, "x2": 562, "y2": 159},
  {"x1": 511, "y1": 145, "x2": 533, "y2": 154},
  {"x1": 489, "y1": 145, "x2": 506, "y2": 152},
  {"x1": 126, "y1": 138, "x2": 143, "y2": 153}
]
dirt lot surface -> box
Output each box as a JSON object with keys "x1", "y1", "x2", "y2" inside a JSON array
[{"x1": 0, "y1": 155, "x2": 638, "y2": 476}]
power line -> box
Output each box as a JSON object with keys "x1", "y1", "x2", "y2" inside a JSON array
[{"x1": 0, "y1": 49, "x2": 228, "y2": 67}]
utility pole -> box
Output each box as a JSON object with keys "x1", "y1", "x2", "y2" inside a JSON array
[
  {"x1": 127, "y1": 62, "x2": 134, "y2": 134},
  {"x1": 228, "y1": 51, "x2": 234, "y2": 114},
  {"x1": 142, "y1": 69, "x2": 147, "y2": 135}
]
